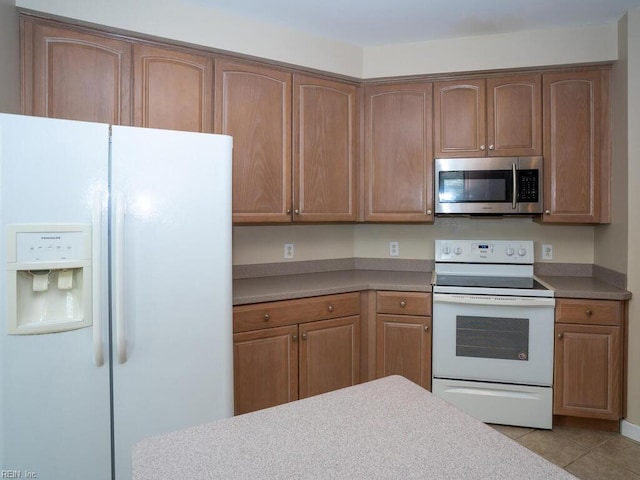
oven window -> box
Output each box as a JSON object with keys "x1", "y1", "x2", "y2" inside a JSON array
[
  {"x1": 456, "y1": 316, "x2": 529, "y2": 361},
  {"x1": 439, "y1": 170, "x2": 512, "y2": 203}
]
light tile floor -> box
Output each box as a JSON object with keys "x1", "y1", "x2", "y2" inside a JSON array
[{"x1": 491, "y1": 424, "x2": 640, "y2": 479}]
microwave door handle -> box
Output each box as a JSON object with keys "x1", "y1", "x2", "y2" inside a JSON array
[{"x1": 512, "y1": 163, "x2": 517, "y2": 209}]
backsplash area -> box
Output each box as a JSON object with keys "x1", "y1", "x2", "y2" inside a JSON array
[{"x1": 233, "y1": 217, "x2": 595, "y2": 266}]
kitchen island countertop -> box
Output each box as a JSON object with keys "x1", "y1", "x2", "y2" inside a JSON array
[{"x1": 132, "y1": 376, "x2": 577, "y2": 480}]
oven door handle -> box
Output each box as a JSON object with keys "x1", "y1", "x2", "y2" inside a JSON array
[{"x1": 433, "y1": 293, "x2": 555, "y2": 307}]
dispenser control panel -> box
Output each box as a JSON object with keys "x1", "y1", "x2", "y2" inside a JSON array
[
  {"x1": 16, "y1": 232, "x2": 85, "y2": 263},
  {"x1": 16, "y1": 231, "x2": 87, "y2": 263}
]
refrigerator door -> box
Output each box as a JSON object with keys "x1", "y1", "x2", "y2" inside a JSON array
[
  {"x1": 110, "y1": 126, "x2": 233, "y2": 479},
  {"x1": 0, "y1": 114, "x2": 112, "y2": 479}
]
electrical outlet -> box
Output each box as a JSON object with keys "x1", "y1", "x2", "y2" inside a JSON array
[
  {"x1": 542, "y1": 244, "x2": 553, "y2": 260},
  {"x1": 284, "y1": 243, "x2": 295, "y2": 259},
  {"x1": 389, "y1": 241, "x2": 399, "y2": 257}
]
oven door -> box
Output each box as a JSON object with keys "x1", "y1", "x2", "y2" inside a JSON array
[{"x1": 432, "y1": 293, "x2": 555, "y2": 386}]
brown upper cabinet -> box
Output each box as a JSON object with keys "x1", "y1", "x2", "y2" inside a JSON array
[
  {"x1": 434, "y1": 75, "x2": 542, "y2": 158},
  {"x1": 293, "y1": 74, "x2": 358, "y2": 222},
  {"x1": 20, "y1": 17, "x2": 612, "y2": 226},
  {"x1": 541, "y1": 69, "x2": 611, "y2": 224},
  {"x1": 215, "y1": 60, "x2": 292, "y2": 223},
  {"x1": 215, "y1": 60, "x2": 358, "y2": 224},
  {"x1": 132, "y1": 44, "x2": 213, "y2": 132},
  {"x1": 21, "y1": 19, "x2": 132, "y2": 125},
  {"x1": 364, "y1": 82, "x2": 434, "y2": 222}
]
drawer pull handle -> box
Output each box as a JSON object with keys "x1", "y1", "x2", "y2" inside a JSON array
[
  {"x1": 302, "y1": 333, "x2": 307, "y2": 340},
  {"x1": 328, "y1": 305, "x2": 334, "y2": 313},
  {"x1": 400, "y1": 301, "x2": 407, "y2": 308},
  {"x1": 263, "y1": 313, "x2": 270, "y2": 321},
  {"x1": 585, "y1": 309, "x2": 593, "y2": 316}
]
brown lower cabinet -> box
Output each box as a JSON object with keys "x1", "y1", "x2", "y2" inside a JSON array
[
  {"x1": 554, "y1": 298, "x2": 624, "y2": 423},
  {"x1": 375, "y1": 291, "x2": 432, "y2": 390},
  {"x1": 233, "y1": 293, "x2": 360, "y2": 415}
]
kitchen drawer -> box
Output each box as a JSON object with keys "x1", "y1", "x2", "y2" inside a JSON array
[
  {"x1": 234, "y1": 292, "x2": 360, "y2": 333},
  {"x1": 555, "y1": 299, "x2": 622, "y2": 326},
  {"x1": 376, "y1": 291, "x2": 431, "y2": 316}
]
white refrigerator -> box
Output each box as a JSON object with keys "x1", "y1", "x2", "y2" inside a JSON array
[{"x1": 0, "y1": 113, "x2": 234, "y2": 480}]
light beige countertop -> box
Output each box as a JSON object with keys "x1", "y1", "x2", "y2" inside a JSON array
[
  {"x1": 233, "y1": 269, "x2": 431, "y2": 305},
  {"x1": 132, "y1": 376, "x2": 576, "y2": 480},
  {"x1": 233, "y1": 266, "x2": 630, "y2": 305},
  {"x1": 537, "y1": 275, "x2": 631, "y2": 300}
]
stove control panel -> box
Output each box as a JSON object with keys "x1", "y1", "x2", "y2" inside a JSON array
[{"x1": 435, "y1": 239, "x2": 534, "y2": 264}]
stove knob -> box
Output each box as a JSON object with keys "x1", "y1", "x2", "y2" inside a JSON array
[
  {"x1": 517, "y1": 248, "x2": 527, "y2": 256},
  {"x1": 442, "y1": 246, "x2": 451, "y2": 255},
  {"x1": 454, "y1": 246, "x2": 463, "y2": 255},
  {"x1": 505, "y1": 247, "x2": 515, "y2": 256}
]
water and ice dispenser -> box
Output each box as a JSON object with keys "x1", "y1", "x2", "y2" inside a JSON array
[{"x1": 6, "y1": 224, "x2": 92, "y2": 334}]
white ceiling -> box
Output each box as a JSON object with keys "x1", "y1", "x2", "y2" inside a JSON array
[{"x1": 186, "y1": 0, "x2": 640, "y2": 46}]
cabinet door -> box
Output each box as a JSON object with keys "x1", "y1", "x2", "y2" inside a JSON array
[
  {"x1": 233, "y1": 325, "x2": 299, "y2": 415},
  {"x1": 434, "y1": 79, "x2": 485, "y2": 157},
  {"x1": 215, "y1": 60, "x2": 292, "y2": 223},
  {"x1": 554, "y1": 323, "x2": 621, "y2": 420},
  {"x1": 133, "y1": 44, "x2": 213, "y2": 132},
  {"x1": 299, "y1": 316, "x2": 359, "y2": 399},
  {"x1": 364, "y1": 83, "x2": 434, "y2": 221},
  {"x1": 542, "y1": 70, "x2": 610, "y2": 223},
  {"x1": 487, "y1": 75, "x2": 541, "y2": 156},
  {"x1": 22, "y1": 20, "x2": 131, "y2": 125},
  {"x1": 293, "y1": 75, "x2": 357, "y2": 221},
  {"x1": 376, "y1": 314, "x2": 432, "y2": 390}
]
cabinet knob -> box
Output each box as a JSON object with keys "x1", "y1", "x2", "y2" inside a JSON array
[
  {"x1": 328, "y1": 304, "x2": 334, "y2": 312},
  {"x1": 286, "y1": 208, "x2": 291, "y2": 214},
  {"x1": 489, "y1": 144, "x2": 495, "y2": 150},
  {"x1": 294, "y1": 209, "x2": 300, "y2": 215},
  {"x1": 480, "y1": 145, "x2": 486, "y2": 151},
  {"x1": 292, "y1": 335, "x2": 298, "y2": 342},
  {"x1": 544, "y1": 210, "x2": 551, "y2": 215},
  {"x1": 400, "y1": 301, "x2": 407, "y2": 308},
  {"x1": 263, "y1": 313, "x2": 270, "y2": 321},
  {"x1": 301, "y1": 332, "x2": 307, "y2": 340},
  {"x1": 426, "y1": 209, "x2": 433, "y2": 215},
  {"x1": 557, "y1": 333, "x2": 563, "y2": 339},
  {"x1": 585, "y1": 309, "x2": 593, "y2": 316},
  {"x1": 424, "y1": 325, "x2": 430, "y2": 331}
]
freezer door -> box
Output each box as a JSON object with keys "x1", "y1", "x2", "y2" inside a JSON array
[
  {"x1": 0, "y1": 114, "x2": 112, "y2": 479},
  {"x1": 110, "y1": 126, "x2": 233, "y2": 479}
]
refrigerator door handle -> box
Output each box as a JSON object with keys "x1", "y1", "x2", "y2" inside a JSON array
[
  {"x1": 92, "y1": 191, "x2": 104, "y2": 367},
  {"x1": 114, "y1": 192, "x2": 127, "y2": 364}
]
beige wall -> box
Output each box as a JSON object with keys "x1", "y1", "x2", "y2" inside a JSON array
[
  {"x1": 16, "y1": 0, "x2": 363, "y2": 77},
  {"x1": 233, "y1": 220, "x2": 594, "y2": 265},
  {"x1": 622, "y1": 8, "x2": 640, "y2": 430},
  {"x1": 363, "y1": 24, "x2": 617, "y2": 78},
  {"x1": 16, "y1": 0, "x2": 618, "y2": 78},
  {"x1": 0, "y1": 0, "x2": 20, "y2": 113}
]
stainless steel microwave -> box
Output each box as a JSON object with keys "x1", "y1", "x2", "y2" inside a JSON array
[{"x1": 434, "y1": 156, "x2": 543, "y2": 215}]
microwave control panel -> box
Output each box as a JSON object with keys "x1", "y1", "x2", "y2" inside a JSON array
[{"x1": 516, "y1": 170, "x2": 539, "y2": 202}]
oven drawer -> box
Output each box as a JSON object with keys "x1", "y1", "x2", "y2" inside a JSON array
[
  {"x1": 376, "y1": 291, "x2": 431, "y2": 316},
  {"x1": 555, "y1": 299, "x2": 622, "y2": 326}
]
